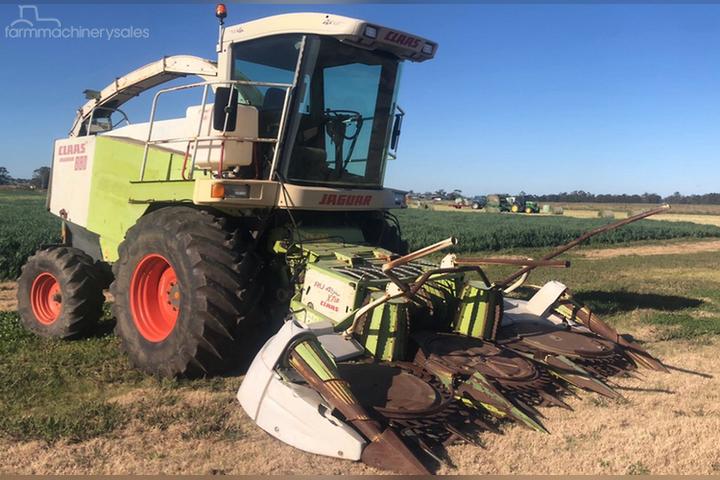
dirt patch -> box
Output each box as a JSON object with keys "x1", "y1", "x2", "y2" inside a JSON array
[
  {"x1": 651, "y1": 214, "x2": 720, "y2": 228},
  {"x1": 0, "y1": 337, "x2": 718, "y2": 475},
  {"x1": 0, "y1": 385, "x2": 380, "y2": 475},
  {"x1": 561, "y1": 209, "x2": 720, "y2": 227},
  {"x1": 578, "y1": 240, "x2": 720, "y2": 259},
  {"x1": 442, "y1": 337, "x2": 720, "y2": 474},
  {"x1": 0, "y1": 282, "x2": 17, "y2": 312}
]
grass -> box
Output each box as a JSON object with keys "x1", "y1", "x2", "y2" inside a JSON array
[
  {"x1": 646, "y1": 313, "x2": 720, "y2": 340},
  {"x1": 0, "y1": 306, "x2": 240, "y2": 444},
  {"x1": 0, "y1": 309, "x2": 138, "y2": 442},
  {"x1": 1, "y1": 247, "x2": 719, "y2": 445},
  {"x1": 1, "y1": 189, "x2": 720, "y2": 447},
  {"x1": 626, "y1": 462, "x2": 651, "y2": 475},
  {"x1": 511, "y1": 250, "x2": 720, "y2": 339},
  {"x1": 132, "y1": 394, "x2": 246, "y2": 441}
]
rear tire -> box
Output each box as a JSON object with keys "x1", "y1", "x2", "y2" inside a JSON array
[
  {"x1": 17, "y1": 246, "x2": 105, "y2": 339},
  {"x1": 110, "y1": 207, "x2": 262, "y2": 377}
]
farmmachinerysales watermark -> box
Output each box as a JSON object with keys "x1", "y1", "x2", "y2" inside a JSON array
[{"x1": 4, "y1": 5, "x2": 150, "y2": 40}]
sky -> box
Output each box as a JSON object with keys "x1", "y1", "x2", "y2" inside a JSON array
[{"x1": 0, "y1": 2, "x2": 718, "y2": 196}]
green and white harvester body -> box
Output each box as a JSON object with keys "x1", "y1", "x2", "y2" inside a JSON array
[{"x1": 19, "y1": 6, "x2": 670, "y2": 474}]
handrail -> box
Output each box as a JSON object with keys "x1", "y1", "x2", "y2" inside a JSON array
[
  {"x1": 146, "y1": 136, "x2": 279, "y2": 145},
  {"x1": 139, "y1": 79, "x2": 293, "y2": 182}
]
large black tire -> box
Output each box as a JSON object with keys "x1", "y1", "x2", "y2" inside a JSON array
[
  {"x1": 110, "y1": 207, "x2": 262, "y2": 377},
  {"x1": 17, "y1": 246, "x2": 105, "y2": 339}
]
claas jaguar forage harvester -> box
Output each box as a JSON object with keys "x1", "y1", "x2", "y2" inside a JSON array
[{"x1": 17, "y1": 5, "x2": 669, "y2": 474}]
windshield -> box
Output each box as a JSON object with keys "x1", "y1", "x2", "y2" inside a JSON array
[
  {"x1": 231, "y1": 34, "x2": 302, "y2": 138},
  {"x1": 283, "y1": 36, "x2": 401, "y2": 187}
]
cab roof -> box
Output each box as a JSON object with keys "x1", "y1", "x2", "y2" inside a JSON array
[{"x1": 221, "y1": 12, "x2": 437, "y2": 62}]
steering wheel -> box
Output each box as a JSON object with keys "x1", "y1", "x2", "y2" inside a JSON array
[
  {"x1": 323, "y1": 109, "x2": 364, "y2": 177},
  {"x1": 323, "y1": 109, "x2": 363, "y2": 141}
]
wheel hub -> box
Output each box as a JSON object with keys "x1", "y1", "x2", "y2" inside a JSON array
[
  {"x1": 30, "y1": 272, "x2": 62, "y2": 325},
  {"x1": 130, "y1": 254, "x2": 180, "y2": 342}
]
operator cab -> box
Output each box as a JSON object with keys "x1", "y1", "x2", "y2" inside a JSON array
[{"x1": 218, "y1": 12, "x2": 436, "y2": 187}]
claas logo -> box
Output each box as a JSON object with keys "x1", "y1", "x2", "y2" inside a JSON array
[
  {"x1": 58, "y1": 143, "x2": 86, "y2": 155},
  {"x1": 383, "y1": 30, "x2": 421, "y2": 49}
]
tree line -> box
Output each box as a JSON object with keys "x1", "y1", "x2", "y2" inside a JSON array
[
  {"x1": 412, "y1": 189, "x2": 720, "y2": 205},
  {"x1": 523, "y1": 190, "x2": 720, "y2": 205},
  {"x1": 0, "y1": 166, "x2": 51, "y2": 189}
]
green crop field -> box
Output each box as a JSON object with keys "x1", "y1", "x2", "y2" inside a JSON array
[
  {"x1": 0, "y1": 190, "x2": 60, "y2": 281},
  {"x1": 394, "y1": 208, "x2": 720, "y2": 253},
  {"x1": 2, "y1": 189, "x2": 720, "y2": 280}
]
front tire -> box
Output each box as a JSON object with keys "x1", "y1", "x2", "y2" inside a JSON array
[
  {"x1": 17, "y1": 247, "x2": 105, "y2": 338},
  {"x1": 111, "y1": 207, "x2": 261, "y2": 377}
]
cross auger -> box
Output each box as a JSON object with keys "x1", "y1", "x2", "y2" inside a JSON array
[{"x1": 15, "y1": 5, "x2": 669, "y2": 474}]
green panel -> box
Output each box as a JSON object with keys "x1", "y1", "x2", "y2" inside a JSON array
[
  {"x1": 453, "y1": 280, "x2": 502, "y2": 340},
  {"x1": 420, "y1": 278, "x2": 461, "y2": 330},
  {"x1": 86, "y1": 136, "x2": 195, "y2": 261},
  {"x1": 359, "y1": 295, "x2": 409, "y2": 361},
  {"x1": 292, "y1": 339, "x2": 338, "y2": 380}
]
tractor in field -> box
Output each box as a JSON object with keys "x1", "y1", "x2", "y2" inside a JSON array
[
  {"x1": 507, "y1": 195, "x2": 540, "y2": 214},
  {"x1": 17, "y1": 6, "x2": 669, "y2": 474},
  {"x1": 451, "y1": 196, "x2": 484, "y2": 210},
  {"x1": 485, "y1": 193, "x2": 511, "y2": 212},
  {"x1": 487, "y1": 194, "x2": 538, "y2": 213}
]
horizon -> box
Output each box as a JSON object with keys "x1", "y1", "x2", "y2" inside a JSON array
[{"x1": 4, "y1": 171, "x2": 718, "y2": 200}]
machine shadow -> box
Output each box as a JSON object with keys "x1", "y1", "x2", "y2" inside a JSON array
[
  {"x1": 86, "y1": 314, "x2": 117, "y2": 338},
  {"x1": 223, "y1": 306, "x2": 289, "y2": 377},
  {"x1": 575, "y1": 290, "x2": 703, "y2": 316}
]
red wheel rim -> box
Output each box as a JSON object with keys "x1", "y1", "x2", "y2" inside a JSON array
[
  {"x1": 130, "y1": 254, "x2": 180, "y2": 342},
  {"x1": 31, "y1": 272, "x2": 62, "y2": 325}
]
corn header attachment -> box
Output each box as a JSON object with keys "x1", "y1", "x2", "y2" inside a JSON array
[{"x1": 238, "y1": 206, "x2": 669, "y2": 474}]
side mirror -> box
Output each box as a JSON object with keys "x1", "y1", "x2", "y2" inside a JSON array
[
  {"x1": 390, "y1": 106, "x2": 405, "y2": 151},
  {"x1": 213, "y1": 86, "x2": 238, "y2": 132}
]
